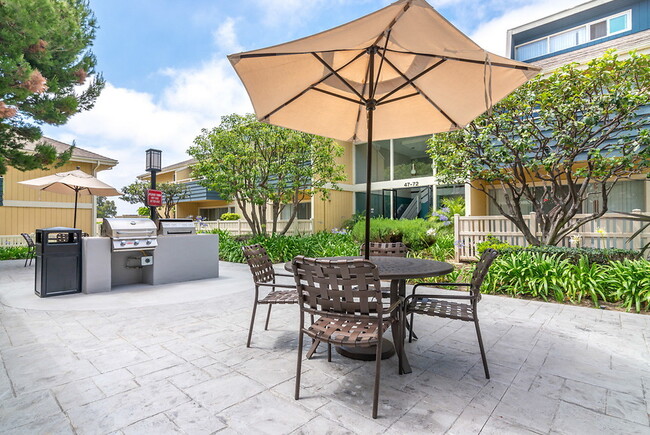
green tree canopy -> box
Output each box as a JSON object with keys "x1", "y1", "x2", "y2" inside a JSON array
[
  {"x1": 189, "y1": 113, "x2": 346, "y2": 235},
  {"x1": 120, "y1": 180, "x2": 189, "y2": 218},
  {"x1": 96, "y1": 196, "x2": 116, "y2": 218},
  {"x1": 428, "y1": 51, "x2": 650, "y2": 246},
  {"x1": 0, "y1": 0, "x2": 104, "y2": 174}
]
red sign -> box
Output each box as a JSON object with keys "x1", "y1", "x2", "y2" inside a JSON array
[{"x1": 147, "y1": 189, "x2": 163, "y2": 207}]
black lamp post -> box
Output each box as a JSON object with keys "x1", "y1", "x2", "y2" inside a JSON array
[{"x1": 145, "y1": 148, "x2": 162, "y2": 221}]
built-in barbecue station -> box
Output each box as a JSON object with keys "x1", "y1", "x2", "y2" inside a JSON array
[{"x1": 81, "y1": 217, "x2": 218, "y2": 293}]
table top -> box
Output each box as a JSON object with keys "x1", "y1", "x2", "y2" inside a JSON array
[{"x1": 283, "y1": 256, "x2": 453, "y2": 280}]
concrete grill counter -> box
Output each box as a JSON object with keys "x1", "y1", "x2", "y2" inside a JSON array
[{"x1": 81, "y1": 218, "x2": 219, "y2": 293}]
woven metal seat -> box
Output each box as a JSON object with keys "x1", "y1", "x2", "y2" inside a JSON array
[
  {"x1": 242, "y1": 244, "x2": 298, "y2": 347},
  {"x1": 292, "y1": 256, "x2": 402, "y2": 419},
  {"x1": 405, "y1": 249, "x2": 498, "y2": 379},
  {"x1": 306, "y1": 316, "x2": 392, "y2": 347}
]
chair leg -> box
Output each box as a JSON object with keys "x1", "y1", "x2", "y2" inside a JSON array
[
  {"x1": 408, "y1": 311, "x2": 415, "y2": 343},
  {"x1": 295, "y1": 330, "x2": 304, "y2": 400},
  {"x1": 24, "y1": 255, "x2": 28, "y2": 267},
  {"x1": 474, "y1": 318, "x2": 490, "y2": 379},
  {"x1": 246, "y1": 300, "x2": 258, "y2": 348},
  {"x1": 327, "y1": 343, "x2": 332, "y2": 362},
  {"x1": 264, "y1": 305, "x2": 273, "y2": 330},
  {"x1": 372, "y1": 338, "x2": 382, "y2": 419}
]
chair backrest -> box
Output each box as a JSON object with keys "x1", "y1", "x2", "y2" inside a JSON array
[
  {"x1": 360, "y1": 242, "x2": 408, "y2": 258},
  {"x1": 292, "y1": 256, "x2": 384, "y2": 317},
  {"x1": 242, "y1": 244, "x2": 275, "y2": 284},
  {"x1": 21, "y1": 233, "x2": 35, "y2": 248},
  {"x1": 470, "y1": 248, "x2": 499, "y2": 298}
]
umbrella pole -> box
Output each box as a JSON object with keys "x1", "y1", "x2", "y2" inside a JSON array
[
  {"x1": 364, "y1": 48, "x2": 376, "y2": 260},
  {"x1": 73, "y1": 188, "x2": 79, "y2": 228}
]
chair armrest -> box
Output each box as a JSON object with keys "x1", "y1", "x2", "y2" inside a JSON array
[
  {"x1": 274, "y1": 272, "x2": 294, "y2": 278},
  {"x1": 383, "y1": 300, "x2": 401, "y2": 315},
  {"x1": 413, "y1": 282, "x2": 470, "y2": 292},
  {"x1": 404, "y1": 293, "x2": 475, "y2": 305},
  {"x1": 256, "y1": 282, "x2": 296, "y2": 290}
]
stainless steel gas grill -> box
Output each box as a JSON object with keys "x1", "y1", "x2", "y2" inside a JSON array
[
  {"x1": 101, "y1": 218, "x2": 158, "y2": 251},
  {"x1": 158, "y1": 218, "x2": 196, "y2": 236}
]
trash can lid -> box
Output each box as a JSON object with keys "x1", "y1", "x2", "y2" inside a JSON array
[{"x1": 37, "y1": 227, "x2": 80, "y2": 231}]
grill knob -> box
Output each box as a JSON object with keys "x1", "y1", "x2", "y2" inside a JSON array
[
  {"x1": 134, "y1": 241, "x2": 140, "y2": 246},
  {"x1": 120, "y1": 241, "x2": 126, "y2": 246},
  {"x1": 146, "y1": 240, "x2": 152, "y2": 245}
]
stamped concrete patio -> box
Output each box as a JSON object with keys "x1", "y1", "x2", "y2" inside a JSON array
[{"x1": 0, "y1": 259, "x2": 649, "y2": 434}]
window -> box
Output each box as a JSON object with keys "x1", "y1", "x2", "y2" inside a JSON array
[
  {"x1": 514, "y1": 10, "x2": 631, "y2": 61},
  {"x1": 198, "y1": 206, "x2": 234, "y2": 220},
  {"x1": 354, "y1": 135, "x2": 433, "y2": 184},
  {"x1": 280, "y1": 202, "x2": 311, "y2": 220}
]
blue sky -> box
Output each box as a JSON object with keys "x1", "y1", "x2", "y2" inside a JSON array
[{"x1": 43, "y1": 0, "x2": 586, "y2": 214}]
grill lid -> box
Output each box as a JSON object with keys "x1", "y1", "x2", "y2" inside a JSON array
[{"x1": 101, "y1": 218, "x2": 158, "y2": 251}]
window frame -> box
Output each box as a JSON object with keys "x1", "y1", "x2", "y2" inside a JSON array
[{"x1": 514, "y1": 9, "x2": 632, "y2": 61}]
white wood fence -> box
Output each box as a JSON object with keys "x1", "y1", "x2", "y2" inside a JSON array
[
  {"x1": 454, "y1": 211, "x2": 649, "y2": 261},
  {"x1": 0, "y1": 234, "x2": 31, "y2": 247},
  {"x1": 195, "y1": 219, "x2": 313, "y2": 236}
]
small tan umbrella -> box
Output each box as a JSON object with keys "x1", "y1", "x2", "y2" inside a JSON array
[
  {"x1": 19, "y1": 167, "x2": 121, "y2": 228},
  {"x1": 228, "y1": 0, "x2": 540, "y2": 257}
]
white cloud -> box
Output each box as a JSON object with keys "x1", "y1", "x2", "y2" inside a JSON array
[
  {"x1": 46, "y1": 55, "x2": 252, "y2": 215},
  {"x1": 213, "y1": 17, "x2": 243, "y2": 53},
  {"x1": 469, "y1": 0, "x2": 587, "y2": 56}
]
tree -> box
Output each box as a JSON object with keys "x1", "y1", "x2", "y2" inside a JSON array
[
  {"x1": 189, "y1": 113, "x2": 346, "y2": 236},
  {"x1": 96, "y1": 196, "x2": 116, "y2": 218},
  {"x1": 428, "y1": 51, "x2": 650, "y2": 246},
  {"x1": 0, "y1": 0, "x2": 104, "y2": 174},
  {"x1": 120, "y1": 180, "x2": 189, "y2": 218}
]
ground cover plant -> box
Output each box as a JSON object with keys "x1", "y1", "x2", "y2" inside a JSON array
[
  {"x1": 0, "y1": 246, "x2": 29, "y2": 260},
  {"x1": 350, "y1": 217, "x2": 450, "y2": 251},
  {"x1": 481, "y1": 249, "x2": 650, "y2": 313}
]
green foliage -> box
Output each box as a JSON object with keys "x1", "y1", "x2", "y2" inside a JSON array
[
  {"x1": 121, "y1": 180, "x2": 189, "y2": 218},
  {"x1": 482, "y1": 250, "x2": 650, "y2": 312},
  {"x1": 340, "y1": 212, "x2": 365, "y2": 232},
  {"x1": 0, "y1": 246, "x2": 29, "y2": 260},
  {"x1": 604, "y1": 260, "x2": 650, "y2": 313},
  {"x1": 137, "y1": 207, "x2": 149, "y2": 216},
  {"x1": 211, "y1": 230, "x2": 359, "y2": 263},
  {"x1": 220, "y1": 213, "x2": 240, "y2": 221},
  {"x1": 350, "y1": 218, "x2": 447, "y2": 251},
  {"x1": 0, "y1": 0, "x2": 105, "y2": 174},
  {"x1": 96, "y1": 196, "x2": 116, "y2": 218},
  {"x1": 429, "y1": 50, "x2": 650, "y2": 246},
  {"x1": 189, "y1": 113, "x2": 346, "y2": 236},
  {"x1": 476, "y1": 235, "x2": 639, "y2": 265},
  {"x1": 407, "y1": 234, "x2": 455, "y2": 262}
]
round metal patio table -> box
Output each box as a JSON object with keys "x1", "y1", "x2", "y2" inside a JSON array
[{"x1": 284, "y1": 256, "x2": 454, "y2": 374}]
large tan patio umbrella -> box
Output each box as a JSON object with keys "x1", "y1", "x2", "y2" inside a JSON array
[
  {"x1": 19, "y1": 167, "x2": 121, "y2": 228},
  {"x1": 228, "y1": 0, "x2": 540, "y2": 257}
]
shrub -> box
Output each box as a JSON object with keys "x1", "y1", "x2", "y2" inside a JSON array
[
  {"x1": 211, "y1": 230, "x2": 359, "y2": 263},
  {"x1": 0, "y1": 246, "x2": 29, "y2": 260},
  {"x1": 350, "y1": 218, "x2": 447, "y2": 251},
  {"x1": 220, "y1": 213, "x2": 240, "y2": 221},
  {"x1": 408, "y1": 233, "x2": 455, "y2": 262},
  {"x1": 604, "y1": 260, "x2": 650, "y2": 312},
  {"x1": 477, "y1": 235, "x2": 639, "y2": 265}
]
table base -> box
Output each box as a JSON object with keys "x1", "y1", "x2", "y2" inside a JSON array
[{"x1": 335, "y1": 338, "x2": 395, "y2": 361}]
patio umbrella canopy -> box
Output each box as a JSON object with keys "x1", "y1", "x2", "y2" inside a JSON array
[
  {"x1": 19, "y1": 168, "x2": 121, "y2": 228},
  {"x1": 228, "y1": 0, "x2": 540, "y2": 257}
]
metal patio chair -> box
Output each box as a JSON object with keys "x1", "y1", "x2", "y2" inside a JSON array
[
  {"x1": 242, "y1": 244, "x2": 299, "y2": 348},
  {"x1": 20, "y1": 233, "x2": 35, "y2": 267},
  {"x1": 404, "y1": 248, "x2": 498, "y2": 379},
  {"x1": 360, "y1": 241, "x2": 408, "y2": 258},
  {"x1": 291, "y1": 256, "x2": 402, "y2": 419}
]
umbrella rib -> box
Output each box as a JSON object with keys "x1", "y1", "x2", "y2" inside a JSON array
[
  {"x1": 377, "y1": 92, "x2": 419, "y2": 106},
  {"x1": 381, "y1": 56, "x2": 460, "y2": 128},
  {"x1": 312, "y1": 53, "x2": 366, "y2": 103},
  {"x1": 375, "y1": 58, "x2": 446, "y2": 105},
  {"x1": 312, "y1": 87, "x2": 366, "y2": 105},
  {"x1": 382, "y1": 48, "x2": 539, "y2": 71},
  {"x1": 260, "y1": 50, "x2": 367, "y2": 121}
]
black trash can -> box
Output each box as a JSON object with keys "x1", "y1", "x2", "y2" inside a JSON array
[{"x1": 35, "y1": 228, "x2": 82, "y2": 297}]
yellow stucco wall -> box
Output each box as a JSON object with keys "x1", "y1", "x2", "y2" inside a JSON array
[
  {"x1": 313, "y1": 190, "x2": 354, "y2": 232},
  {"x1": 176, "y1": 200, "x2": 234, "y2": 218},
  {"x1": 468, "y1": 181, "x2": 489, "y2": 216},
  {"x1": 0, "y1": 161, "x2": 108, "y2": 235}
]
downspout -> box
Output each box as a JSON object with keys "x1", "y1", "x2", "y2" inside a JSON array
[{"x1": 92, "y1": 160, "x2": 101, "y2": 235}]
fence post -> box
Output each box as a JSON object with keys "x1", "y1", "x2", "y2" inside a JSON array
[
  {"x1": 454, "y1": 213, "x2": 460, "y2": 263},
  {"x1": 529, "y1": 212, "x2": 537, "y2": 245}
]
